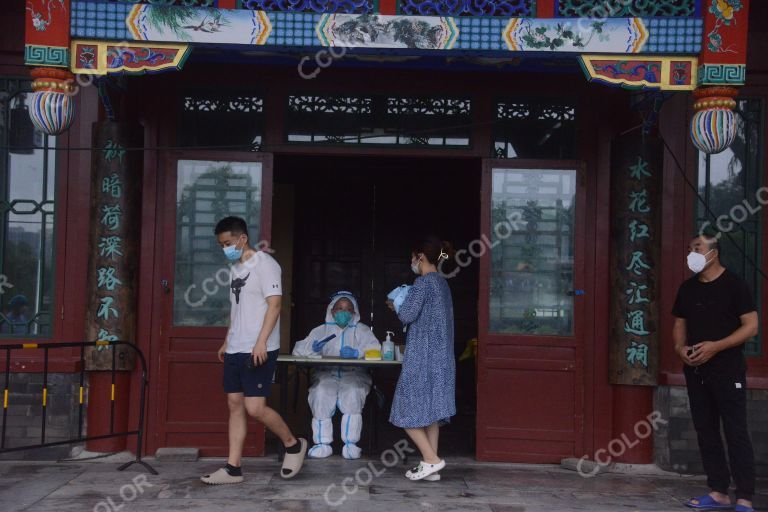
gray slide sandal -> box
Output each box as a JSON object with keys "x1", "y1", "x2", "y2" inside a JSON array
[{"x1": 281, "y1": 438, "x2": 308, "y2": 479}]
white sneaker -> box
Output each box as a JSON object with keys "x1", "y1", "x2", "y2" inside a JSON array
[
  {"x1": 405, "y1": 460, "x2": 445, "y2": 481},
  {"x1": 423, "y1": 472, "x2": 441, "y2": 481}
]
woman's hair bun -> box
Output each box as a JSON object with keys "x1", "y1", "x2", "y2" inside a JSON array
[{"x1": 414, "y1": 236, "x2": 455, "y2": 265}]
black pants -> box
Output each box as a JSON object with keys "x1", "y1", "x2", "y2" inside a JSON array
[{"x1": 685, "y1": 368, "x2": 755, "y2": 501}]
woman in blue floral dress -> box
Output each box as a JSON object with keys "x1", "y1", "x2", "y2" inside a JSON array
[{"x1": 388, "y1": 236, "x2": 456, "y2": 481}]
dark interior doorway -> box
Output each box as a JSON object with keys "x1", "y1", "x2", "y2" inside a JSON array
[{"x1": 273, "y1": 154, "x2": 480, "y2": 457}]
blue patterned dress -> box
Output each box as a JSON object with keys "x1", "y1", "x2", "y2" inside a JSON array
[{"x1": 389, "y1": 271, "x2": 456, "y2": 428}]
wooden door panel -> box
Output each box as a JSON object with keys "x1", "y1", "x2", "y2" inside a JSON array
[
  {"x1": 150, "y1": 151, "x2": 273, "y2": 456},
  {"x1": 164, "y1": 360, "x2": 228, "y2": 421},
  {"x1": 481, "y1": 368, "x2": 576, "y2": 429},
  {"x1": 477, "y1": 159, "x2": 586, "y2": 462},
  {"x1": 479, "y1": 435, "x2": 576, "y2": 463}
]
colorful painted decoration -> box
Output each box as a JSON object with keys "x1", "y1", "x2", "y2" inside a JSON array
[
  {"x1": 26, "y1": 0, "x2": 67, "y2": 33},
  {"x1": 68, "y1": 1, "x2": 704, "y2": 55},
  {"x1": 28, "y1": 67, "x2": 76, "y2": 135},
  {"x1": 504, "y1": 17, "x2": 648, "y2": 53},
  {"x1": 580, "y1": 55, "x2": 697, "y2": 91},
  {"x1": 699, "y1": 0, "x2": 750, "y2": 86},
  {"x1": 706, "y1": 0, "x2": 743, "y2": 54},
  {"x1": 29, "y1": 91, "x2": 75, "y2": 135},
  {"x1": 556, "y1": 0, "x2": 696, "y2": 17},
  {"x1": 317, "y1": 13, "x2": 458, "y2": 49},
  {"x1": 127, "y1": 5, "x2": 272, "y2": 44},
  {"x1": 25, "y1": 0, "x2": 71, "y2": 67},
  {"x1": 690, "y1": 86, "x2": 738, "y2": 154},
  {"x1": 71, "y1": 40, "x2": 191, "y2": 75},
  {"x1": 25, "y1": 45, "x2": 70, "y2": 67},
  {"x1": 244, "y1": 0, "x2": 374, "y2": 13},
  {"x1": 118, "y1": 0, "x2": 218, "y2": 5},
  {"x1": 399, "y1": 0, "x2": 534, "y2": 16},
  {"x1": 698, "y1": 63, "x2": 745, "y2": 85}
]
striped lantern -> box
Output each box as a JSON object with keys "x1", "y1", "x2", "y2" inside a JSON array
[
  {"x1": 690, "y1": 86, "x2": 738, "y2": 154},
  {"x1": 28, "y1": 67, "x2": 76, "y2": 136}
]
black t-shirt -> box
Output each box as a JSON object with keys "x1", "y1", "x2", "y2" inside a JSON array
[{"x1": 672, "y1": 269, "x2": 755, "y2": 375}]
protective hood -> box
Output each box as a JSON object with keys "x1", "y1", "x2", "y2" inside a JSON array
[{"x1": 325, "y1": 291, "x2": 362, "y2": 326}]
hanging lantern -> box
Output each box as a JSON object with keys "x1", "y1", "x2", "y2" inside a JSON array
[
  {"x1": 690, "y1": 86, "x2": 738, "y2": 154},
  {"x1": 28, "y1": 67, "x2": 76, "y2": 136}
]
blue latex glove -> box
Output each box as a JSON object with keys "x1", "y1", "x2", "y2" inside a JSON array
[
  {"x1": 312, "y1": 334, "x2": 336, "y2": 353},
  {"x1": 340, "y1": 346, "x2": 359, "y2": 359}
]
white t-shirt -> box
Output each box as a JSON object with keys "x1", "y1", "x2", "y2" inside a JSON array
[{"x1": 225, "y1": 251, "x2": 282, "y2": 353}]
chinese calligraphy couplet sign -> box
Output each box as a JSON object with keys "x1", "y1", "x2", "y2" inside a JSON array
[
  {"x1": 609, "y1": 135, "x2": 662, "y2": 386},
  {"x1": 84, "y1": 121, "x2": 141, "y2": 371}
]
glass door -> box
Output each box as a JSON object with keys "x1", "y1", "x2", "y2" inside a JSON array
[
  {"x1": 152, "y1": 152, "x2": 273, "y2": 456},
  {"x1": 477, "y1": 159, "x2": 586, "y2": 463}
]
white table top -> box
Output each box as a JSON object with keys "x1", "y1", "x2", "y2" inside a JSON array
[{"x1": 277, "y1": 355, "x2": 402, "y2": 366}]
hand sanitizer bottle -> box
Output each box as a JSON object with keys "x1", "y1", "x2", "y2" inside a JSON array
[{"x1": 382, "y1": 331, "x2": 395, "y2": 361}]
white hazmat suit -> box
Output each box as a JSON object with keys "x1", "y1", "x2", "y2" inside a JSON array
[{"x1": 292, "y1": 292, "x2": 381, "y2": 459}]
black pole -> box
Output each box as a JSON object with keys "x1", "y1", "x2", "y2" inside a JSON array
[{"x1": 117, "y1": 342, "x2": 157, "y2": 475}]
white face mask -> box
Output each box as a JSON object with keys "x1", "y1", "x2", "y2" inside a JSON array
[
  {"x1": 411, "y1": 256, "x2": 422, "y2": 275},
  {"x1": 687, "y1": 249, "x2": 713, "y2": 273}
]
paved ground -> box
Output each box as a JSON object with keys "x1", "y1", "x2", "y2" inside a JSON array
[{"x1": 0, "y1": 455, "x2": 765, "y2": 512}]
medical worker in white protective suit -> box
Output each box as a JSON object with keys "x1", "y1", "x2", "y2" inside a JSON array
[{"x1": 292, "y1": 291, "x2": 381, "y2": 459}]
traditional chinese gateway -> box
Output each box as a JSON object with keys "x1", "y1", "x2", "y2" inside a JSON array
[{"x1": 0, "y1": 0, "x2": 766, "y2": 473}]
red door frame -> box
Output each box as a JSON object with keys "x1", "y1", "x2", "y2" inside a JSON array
[
  {"x1": 145, "y1": 150, "x2": 273, "y2": 456},
  {"x1": 476, "y1": 158, "x2": 589, "y2": 462}
]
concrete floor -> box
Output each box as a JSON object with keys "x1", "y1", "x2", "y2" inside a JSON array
[{"x1": 0, "y1": 455, "x2": 765, "y2": 512}]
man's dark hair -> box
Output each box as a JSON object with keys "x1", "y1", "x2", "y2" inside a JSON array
[
  {"x1": 691, "y1": 230, "x2": 721, "y2": 257},
  {"x1": 705, "y1": 236, "x2": 720, "y2": 256},
  {"x1": 214, "y1": 216, "x2": 249, "y2": 237}
]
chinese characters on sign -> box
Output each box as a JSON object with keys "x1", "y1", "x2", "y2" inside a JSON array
[
  {"x1": 84, "y1": 122, "x2": 138, "y2": 371},
  {"x1": 95, "y1": 150, "x2": 124, "y2": 343},
  {"x1": 609, "y1": 137, "x2": 662, "y2": 386}
]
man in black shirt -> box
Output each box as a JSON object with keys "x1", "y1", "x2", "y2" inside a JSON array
[{"x1": 672, "y1": 235, "x2": 758, "y2": 512}]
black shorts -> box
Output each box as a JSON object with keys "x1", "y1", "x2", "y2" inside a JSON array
[{"x1": 223, "y1": 350, "x2": 279, "y2": 397}]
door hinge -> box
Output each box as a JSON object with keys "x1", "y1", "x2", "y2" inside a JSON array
[{"x1": 60, "y1": 305, "x2": 64, "y2": 320}]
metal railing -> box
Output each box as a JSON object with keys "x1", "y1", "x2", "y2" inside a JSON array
[{"x1": 0, "y1": 340, "x2": 156, "y2": 474}]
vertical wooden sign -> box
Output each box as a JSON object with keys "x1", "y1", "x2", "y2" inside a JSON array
[
  {"x1": 84, "y1": 121, "x2": 140, "y2": 371},
  {"x1": 609, "y1": 134, "x2": 662, "y2": 386}
]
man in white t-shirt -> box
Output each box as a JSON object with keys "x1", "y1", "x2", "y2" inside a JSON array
[{"x1": 201, "y1": 216, "x2": 307, "y2": 485}]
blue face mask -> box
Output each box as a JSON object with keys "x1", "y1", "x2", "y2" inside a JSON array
[
  {"x1": 333, "y1": 310, "x2": 353, "y2": 328},
  {"x1": 223, "y1": 238, "x2": 244, "y2": 261}
]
